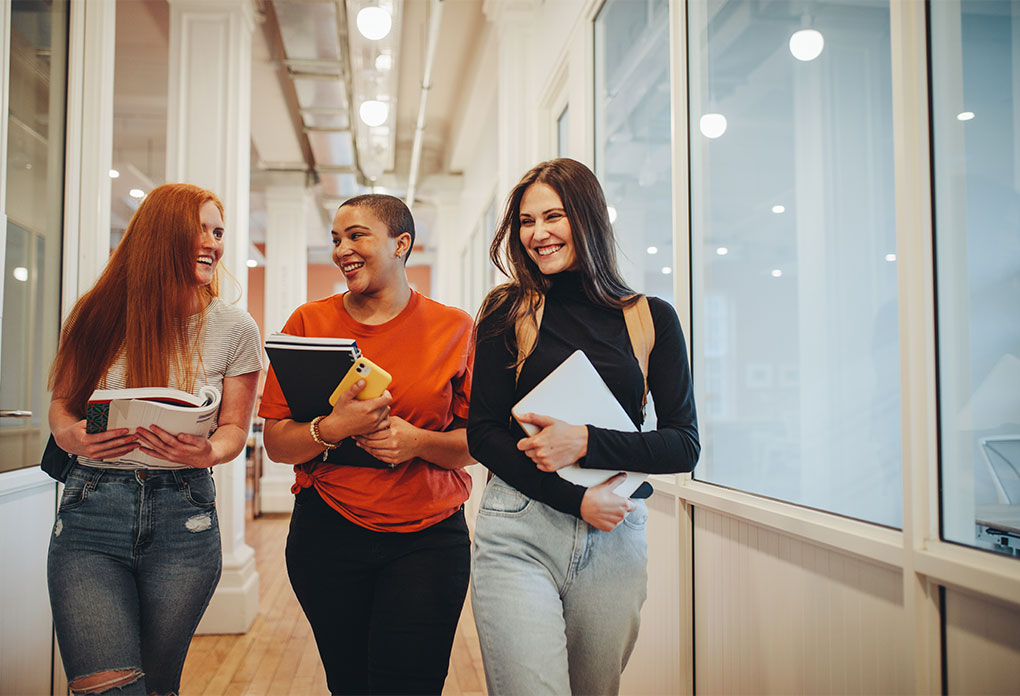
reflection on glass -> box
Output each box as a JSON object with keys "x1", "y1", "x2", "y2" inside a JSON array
[
  {"x1": 689, "y1": 0, "x2": 901, "y2": 527},
  {"x1": 1, "y1": 1, "x2": 68, "y2": 473},
  {"x1": 594, "y1": 0, "x2": 672, "y2": 301},
  {"x1": 931, "y1": 1, "x2": 1020, "y2": 558}
]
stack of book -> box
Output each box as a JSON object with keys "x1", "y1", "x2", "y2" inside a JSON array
[{"x1": 264, "y1": 333, "x2": 361, "y2": 422}]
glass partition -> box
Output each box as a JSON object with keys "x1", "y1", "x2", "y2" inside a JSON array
[
  {"x1": 931, "y1": 0, "x2": 1020, "y2": 557},
  {"x1": 688, "y1": 0, "x2": 902, "y2": 526}
]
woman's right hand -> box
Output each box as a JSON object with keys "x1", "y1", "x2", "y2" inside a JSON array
[
  {"x1": 55, "y1": 419, "x2": 138, "y2": 461},
  {"x1": 317, "y1": 379, "x2": 392, "y2": 442},
  {"x1": 579, "y1": 473, "x2": 636, "y2": 531}
]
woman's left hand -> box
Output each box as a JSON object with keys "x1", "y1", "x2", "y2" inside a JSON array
[
  {"x1": 516, "y1": 413, "x2": 588, "y2": 472},
  {"x1": 354, "y1": 416, "x2": 421, "y2": 466},
  {"x1": 135, "y1": 425, "x2": 217, "y2": 469}
]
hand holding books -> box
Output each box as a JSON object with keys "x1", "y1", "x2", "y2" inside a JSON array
[
  {"x1": 53, "y1": 420, "x2": 137, "y2": 463},
  {"x1": 315, "y1": 379, "x2": 392, "y2": 447},
  {"x1": 84, "y1": 386, "x2": 222, "y2": 468}
]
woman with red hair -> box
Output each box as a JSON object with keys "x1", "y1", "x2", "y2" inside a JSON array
[{"x1": 46, "y1": 183, "x2": 263, "y2": 696}]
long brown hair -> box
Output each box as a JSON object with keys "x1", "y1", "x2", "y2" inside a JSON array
[
  {"x1": 476, "y1": 158, "x2": 636, "y2": 358},
  {"x1": 49, "y1": 183, "x2": 224, "y2": 414}
]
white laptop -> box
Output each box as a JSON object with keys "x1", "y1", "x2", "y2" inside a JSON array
[{"x1": 512, "y1": 350, "x2": 647, "y2": 497}]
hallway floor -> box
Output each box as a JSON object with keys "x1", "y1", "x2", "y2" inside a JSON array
[{"x1": 180, "y1": 513, "x2": 487, "y2": 695}]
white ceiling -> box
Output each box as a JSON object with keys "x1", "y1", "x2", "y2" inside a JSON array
[{"x1": 111, "y1": 0, "x2": 485, "y2": 258}]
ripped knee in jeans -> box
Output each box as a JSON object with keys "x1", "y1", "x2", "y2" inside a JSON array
[{"x1": 69, "y1": 668, "x2": 143, "y2": 694}]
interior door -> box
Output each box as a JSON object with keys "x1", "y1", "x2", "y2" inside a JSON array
[{"x1": 0, "y1": 1, "x2": 68, "y2": 472}]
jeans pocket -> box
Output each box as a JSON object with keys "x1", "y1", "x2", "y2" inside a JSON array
[
  {"x1": 184, "y1": 473, "x2": 216, "y2": 509},
  {"x1": 622, "y1": 501, "x2": 648, "y2": 530},
  {"x1": 479, "y1": 481, "x2": 533, "y2": 517},
  {"x1": 57, "y1": 468, "x2": 94, "y2": 511}
]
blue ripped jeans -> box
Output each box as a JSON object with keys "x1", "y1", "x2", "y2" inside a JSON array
[{"x1": 48, "y1": 464, "x2": 222, "y2": 695}]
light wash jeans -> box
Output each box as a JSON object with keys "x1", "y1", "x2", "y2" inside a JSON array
[
  {"x1": 48, "y1": 464, "x2": 222, "y2": 695},
  {"x1": 471, "y1": 476, "x2": 648, "y2": 695}
]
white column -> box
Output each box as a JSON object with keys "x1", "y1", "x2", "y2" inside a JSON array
[
  {"x1": 61, "y1": 0, "x2": 116, "y2": 310},
  {"x1": 483, "y1": 0, "x2": 538, "y2": 201},
  {"x1": 259, "y1": 183, "x2": 310, "y2": 513},
  {"x1": 418, "y1": 174, "x2": 463, "y2": 306},
  {"x1": 166, "y1": 0, "x2": 258, "y2": 635}
]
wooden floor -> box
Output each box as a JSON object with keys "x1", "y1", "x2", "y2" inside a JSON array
[{"x1": 180, "y1": 513, "x2": 487, "y2": 695}]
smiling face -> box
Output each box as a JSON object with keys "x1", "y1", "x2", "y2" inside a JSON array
[
  {"x1": 194, "y1": 200, "x2": 224, "y2": 286},
  {"x1": 330, "y1": 204, "x2": 410, "y2": 295},
  {"x1": 518, "y1": 182, "x2": 578, "y2": 275}
]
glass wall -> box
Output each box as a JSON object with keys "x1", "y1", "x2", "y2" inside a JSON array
[
  {"x1": 1, "y1": 0, "x2": 69, "y2": 473},
  {"x1": 687, "y1": 0, "x2": 901, "y2": 526},
  {"x1": 931, "y1": 0, "x2": 1020, "y2": 557},
  {"x1": 594, "y1": 0, "x2": 673, "y2": 301}
]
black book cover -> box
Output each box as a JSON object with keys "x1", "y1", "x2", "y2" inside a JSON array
[{"x1": 265, "y1": 339, "x2": 360, "y2": 423}]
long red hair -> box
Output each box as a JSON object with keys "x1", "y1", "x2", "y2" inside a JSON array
[{"x1": 49, "y1": 183, "x2": 224, "y2": 415}]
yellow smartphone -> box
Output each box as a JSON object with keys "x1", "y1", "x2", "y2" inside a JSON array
[{"x1": 329, "y1": 357, "x2": 392, "y2": 405}]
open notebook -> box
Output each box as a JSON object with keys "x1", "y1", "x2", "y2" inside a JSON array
[{"x1": 512, "y1": 350, "x2": 648, "y2": 498}]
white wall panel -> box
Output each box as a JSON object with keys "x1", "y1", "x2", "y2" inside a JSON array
[
  {"x1": 0, "y1": 469, "x2": 57, "y2": 695},
  {"x1": 621, "y1": 491, "x2": 685, "y2": 695},
  {"x1": 945, "y1": 587, "x2": 1020, "y2": 695},
  {"x1": 694, "y1": 507, "x2": 910, "y2": 694}
]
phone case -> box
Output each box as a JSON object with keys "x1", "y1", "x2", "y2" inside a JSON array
[{"x1": 329, "y1": 357, "x2": 392, "y2": 404}]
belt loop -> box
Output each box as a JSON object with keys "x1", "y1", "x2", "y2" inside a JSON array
[
  {"x1": 171, "y1": 469, "x2": 186, "y2": 489},
  {"x1": 89, "y1": 467, "x2": 106, "y2": 489}
]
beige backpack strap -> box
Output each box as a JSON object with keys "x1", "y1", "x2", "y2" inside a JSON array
[
  {"x1": 513, "y1": 295, "x2": 545, "y2": 384},
  {"x1": 623, "y1": 295, "x2": 655, "y2": 408}
]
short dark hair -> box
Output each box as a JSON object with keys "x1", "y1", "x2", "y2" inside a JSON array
[{"x1": 339, "y1": 194, "x2": 416, "y2": 262}]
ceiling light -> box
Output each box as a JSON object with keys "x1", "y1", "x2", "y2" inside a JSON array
[
  {"x1": 357, "y1": 6, "x2": 392, "y2": 41},
  {"x1": 359, "y1": 100, "x2": 389, "y2": 127},
  {"x1": 661, "y1": 266, "x2": 672, "y2": 275},
  {"x1": 789, "y1": 29, "x2": 824, "y2": 61},
  {"x1": 699, "y1": 113, "x2": 727, "y2": 139},
  {"x1": 246, "y1": 259, "x2": 258, "y2": 268},
  {"x1": 109, "y1": 169, "x2": 120, "y2": 178},
  {"x1": 772, "y1": 205, "x2": 785, "y2": 214},
  {"x1": 375, "y1": 53, "x2": 392, "y2": 71},
  {"x1": 13, "y1": 267, "x2": 28, "y2": 282},
  {"x1": 647, "y1": 246, "x2": 658, "y2": 255},
  {"x1": 607, "y1": 205, "x2": 617, "y2": 223},
  {"x1": 716, "y1": 247, "x2": 728, "y2": 256},
  {"x1": 957, "y1": 111, "x2": 975, "y2": 121},
  {"x1": 129, "y1": 188, "x2": 145, "y2": 199},
  {"x1": 771, "y1": 269, "x2": 783, "y2": 278},
  {"x1": 885, "y1": 253, "x2": 897, "y2": 262}
]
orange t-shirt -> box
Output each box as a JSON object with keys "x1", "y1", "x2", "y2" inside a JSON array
[{"x1": 259, "y1": 291, "x2": 473, "y2": 532}]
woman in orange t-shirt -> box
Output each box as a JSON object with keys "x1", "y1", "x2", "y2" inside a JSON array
[{"x1": 259, "y1": 194, "x2": 474, "y2": 695}]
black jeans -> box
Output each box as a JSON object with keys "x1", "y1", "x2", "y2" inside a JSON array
[{"x1": 286, "y1": 487, "x2": 471, "y2": 695}]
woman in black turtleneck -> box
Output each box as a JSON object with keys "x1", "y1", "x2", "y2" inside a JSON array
[{"x1": 467, "y1": 158, "x2": 699, "y2": 695}]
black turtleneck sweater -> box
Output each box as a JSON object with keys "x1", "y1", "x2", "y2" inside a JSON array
[{"x1": 467, "y1": 272, "x2": 700, "y2": 518}]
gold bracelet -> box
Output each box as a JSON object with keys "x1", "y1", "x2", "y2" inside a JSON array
[{"x1": 309, "y1": 415, "x2": 340, "y2": 450}]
